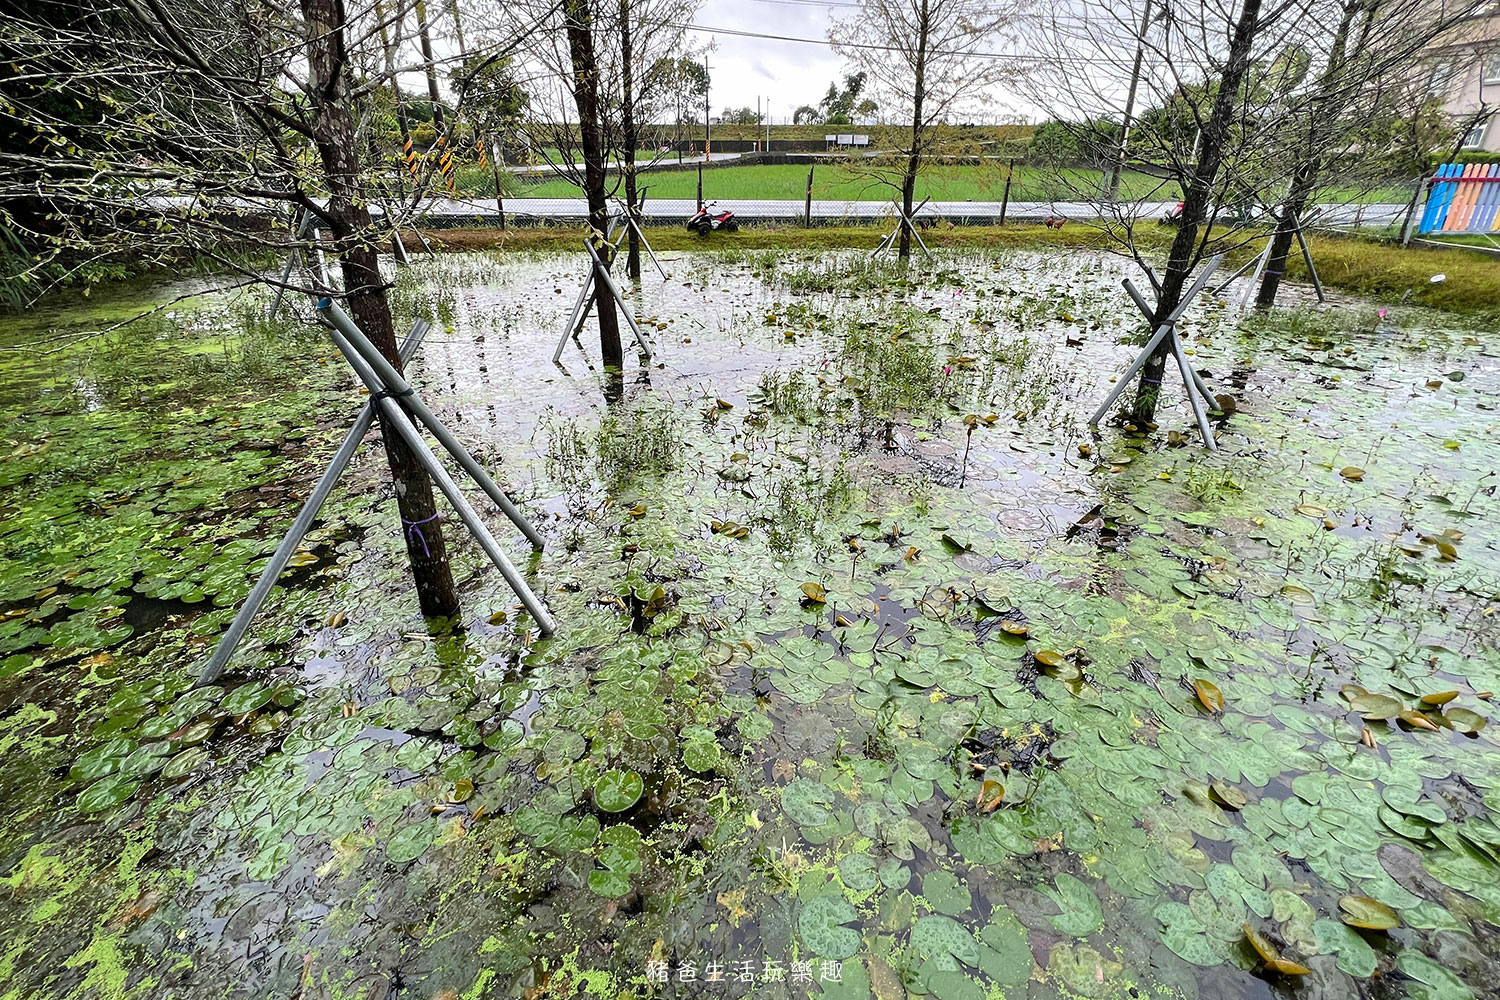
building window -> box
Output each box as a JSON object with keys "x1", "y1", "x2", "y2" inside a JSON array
[
  {"x1": 1461, "y1": 120, "x2": 1488, "y2": 149},
  {"x1": 1429, "y1": 59, "x2": 1456, "y2": 97},
  {"x1": 1485, "y1": 53, "x2": 1500, "y2": 84}
]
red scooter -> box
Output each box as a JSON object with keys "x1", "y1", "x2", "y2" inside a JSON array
[{"x1": 687, "y1": 202, "x2": 738, "y2": 235}]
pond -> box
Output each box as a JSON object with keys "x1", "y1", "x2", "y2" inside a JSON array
[{"x1": 0, "y1": 247, "x2": 1496, "y2": 1000}]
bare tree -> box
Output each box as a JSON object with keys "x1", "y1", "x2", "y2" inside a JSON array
[
  {"x1": 829, "y1": 0, "x2": 1024, "y2": 258},
  {"x1": 1253, "y1": 0, "x2": 1490, "y2": 306},
  {"x1": 1021, "y1": 1, "x2": 1329, "y2": 424},
  {"x1": 1, "y1": 0, "x2": 535, "y2": 616}
]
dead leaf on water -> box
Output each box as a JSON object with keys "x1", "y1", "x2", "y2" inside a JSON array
[
  {"x1": 1194, "y1": 679, "x2": 1224, "y2": 714},
  {"x1": 1338, "y1": 895, "x2": 1400, "y2": 930},
  {"x1": 1243, "y1": 924, "x2": 1310, "y2": 976},
  {"x1": 799, "y1": 582, "x2": 827, "y2": 604}
]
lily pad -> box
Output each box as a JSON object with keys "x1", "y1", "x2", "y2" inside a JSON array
[
  {"x1": 1349, "y1": 693, "x2": 1402, "y2": 720},
  {"x1": 1339, "y1": 894, "x2": 1400, "y2": 930},
  {"x1": 77, "y1": 775, "x2": 139, "y2": 814},
  {"x1": 781, "y1": 778, "x2": 835, "y2": 827},
  {"x1": 386, "y1": 821, "x2": 435, "y2": 864},
  {"x1": 1043, "y1": 873, "x2": 1103, "y2": 937},
  {"x1": 799, "y1": 895, "x2": 860, "y2": 959},
  {"x1": 594, "y1": 770, "x2": 644, "y2": 812},
  {"x1": 221, "y1": 682, "x2": 273, "y2": 716},
  {"x1": 911, "y1": 914, "x2": 980, "y2": 970}
]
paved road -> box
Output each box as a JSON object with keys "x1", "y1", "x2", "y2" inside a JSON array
[
  {"x1": 423, "y1": 196, "x2": 1406, "y2": 228},
  {"x1": 503, "y1": 151, "x2": 745, "y2": 175}
]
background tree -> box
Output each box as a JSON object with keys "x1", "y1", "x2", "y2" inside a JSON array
[
  {"x1": 830, "y1": 0, "x2": 1022, "y2": 258},
  {"x1": 1020, "y1": 1, "x2": 1329, "y2": 425},
  {"x1": 1253, "y1": 0, "x2": 1490, "y2": 307},
  {"x1": 512, "y1": 0, "x2": 697, "y2": 293}
]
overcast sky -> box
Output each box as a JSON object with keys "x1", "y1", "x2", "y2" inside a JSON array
[{"x1": 689, "y1": 0, "x2": 847, "y2": 122}]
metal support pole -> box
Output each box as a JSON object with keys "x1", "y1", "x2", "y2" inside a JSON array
[
  {"x1": 309, "y1": 228, "x2": 331, "y2": 289},
  {"x1": 907, "y1": 197, "x2": 933, "y2": 255},
  {"x1": 554, "y1": 267, "x2": 597, "y2": 363},
  {"x1": 584, "y1": 241, "x2": 653, "y2": 357},
  {"x1": 1142, "y1": 265, "x2": 1162, "y2": 298},
  {"x1": 391, "y1": 230, "x2": 412, "y2": 266},
  {"x1": 627, "y1": 214, "x2": 667, "y2": 279},
  {"x1": 269, "y1": 210, "x2": 313, "y2": 321},
  {"x1": 197, "y1": 319, "x2": 431, "y2": 685},
  {"x1": 1122, "y1": 277, "x2": 1217, "y2": 409},
  {"x1": 319, "y1": 299, "x2": 548, "y2": 549},
  {"x1": 1170, "y1": 333, "x2": 1217, "y2": 451},
  {"x1": 872, "y1": 198, "x2": 931, "y2": 257},
  {"x1": 1090, "y1": 256, "x2": 1222, "y2": 434},
  {"x1": 328, "y1": 328, "x2": 556, "y2": 634},
  {"x1": 1290, "y1": 213, "x2": 1325, "y2": 302},
  {"x1": 1210, "y1": 251, "x2": 1264, "y2": 297},
  {"x1": 1239, "y1": 243, "x2": 1271, "y2": 311},
  {"x1": 1088, "y1": 323, "x2": 1174, "y2": 426}
]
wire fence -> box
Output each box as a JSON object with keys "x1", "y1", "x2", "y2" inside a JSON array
[{"x1": 434, "y1": 150, "x2": 1424, "y2": 236}]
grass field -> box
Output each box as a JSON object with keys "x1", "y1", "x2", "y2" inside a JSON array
[
  {"x1": 465, "y1": 161, "x2": 1420, "y2": 206},
  {"x1": 477, "y1": 162, "x2": 1184, "y2": 204}
]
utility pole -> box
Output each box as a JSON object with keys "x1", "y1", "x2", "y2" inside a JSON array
[
  {"x1": 445, "y1": 0, "x2": 506, "y2": 226},
  {"x1": 704, "y1": 56, "x2": 711, "y2": 162},
  {"x1": 1109, "y1": 0, "x2": 1155, "y2": 201},
  {"x1": 757, "y1": 95, "x2": 761, "y2": 151},
  {"x1": 414, "y1": 0, "x2": 453, "y2": 192}
]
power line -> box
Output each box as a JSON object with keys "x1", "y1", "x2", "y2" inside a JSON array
[{"x1": 662, "y1": 20, "x2": 1139, "y2": 66}]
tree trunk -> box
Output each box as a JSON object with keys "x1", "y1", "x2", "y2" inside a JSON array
[
  {"x1": 1130, "y1": 0, "x2": 1263, "y2": 424},
  {"x1": 619, "y1": 0, "x2": 641, "y2": 279},
  {"x1": 1256, "y1": 1, "x2": 1357, "y2": 308},
  {"x1": 564, "y1": 0, "x2": 624, "y2": 367},
  {"x1": 1255, "y1": 159, "x2": 1317, "y2": 308},
  {"x1": 901, "y1": 0, "x2": 931, "y2": 260},
  {"x1": 302, "y1": 0, "x2": 459, "y2": 617}
]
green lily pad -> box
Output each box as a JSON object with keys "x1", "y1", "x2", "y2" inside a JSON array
[
  {"x1": 386, "y1": 821, "x2": 435, "y2": 864},
  {"x1": 1395, "y1": 951, "x2": 1476, "y2": 1000},
  {"x1": 1044, "y1": 873, "x2": 1103, "y2": 937},
  {"x1": 911, "y1": 914, "x2": 980, "y2": 971},
  {"x1": 1349, "y1": 693, "x2": 1402, "y2": 720},
  {"x1": 838, "y1": 853, "x2": 879, "y2": 892},
  {"x1": 799, "y1": 894, "x2": 860, "y2": 959},
  {"x1": 1313, "y1": 918, "x2": 1376, "y2": 978},
  {"x1": 77, "y1": 775, "x2": 139, "y2": 814},
  {"x1": 1442, "y1": 707, "x2": 1486, "y2": 735},
  {"x1": 594, "y1": 770, "x2": 644, "y2": 812},
  {"x1": 221, "y1": 682, "x2": 272, "y2": 716},
  {"x1": 921, "y1": 869, "x2": 972, "y2": 916},
  {"x1": 781, "y1": 778, "x2": 835, "y2": 827},
  {"x1": 161, "y1": 747, "x2": 209, "y2": 780}
]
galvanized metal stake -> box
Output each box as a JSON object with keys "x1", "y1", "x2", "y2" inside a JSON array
[
  {"x1": 326, "y1": 326, "x2": 556, "y2": 635},
  {"x1": 319, "y1": 299, "x2": 548, "y2": 551},
  {"x1": 197, "y1": 318, "x2": 431, "y2": 686},
  {"x1": 1089, "y1": 255, "x2": 1223, "y2": 452},
  {"x1": 871, "y1": 197, "x2": 932, "y2": 258}
]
